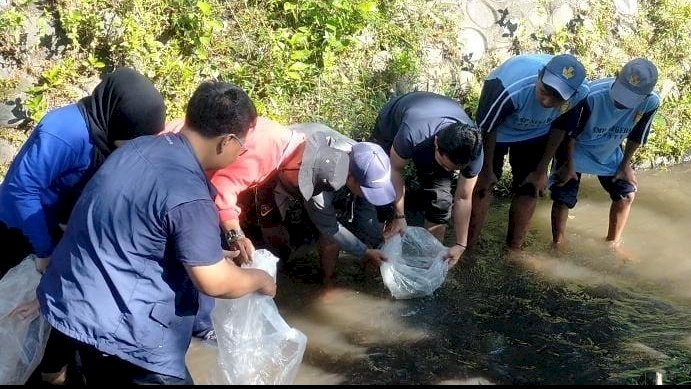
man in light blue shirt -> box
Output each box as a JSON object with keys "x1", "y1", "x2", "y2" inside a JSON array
[
  {"x1": 550, "y1": 58, "x2": 660, "y2": 250},
  {"x1": 469, "y1": 54, "x2": 588, "y2": 250}
]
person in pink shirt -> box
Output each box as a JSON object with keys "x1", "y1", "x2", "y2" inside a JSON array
[
  {"x1": 211, "y1": 118, "x2": 305, "y2": 261},
  {"x1": 164, "y1": 116, "x2": 303, "y2": 341},
  {"x1": 165, "y1": 117, "x2": 304, "y2": 263}
]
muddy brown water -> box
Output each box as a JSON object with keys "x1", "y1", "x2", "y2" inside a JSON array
[{"x1": 187, "y1": 164, "x2": 691, "y2": 384}]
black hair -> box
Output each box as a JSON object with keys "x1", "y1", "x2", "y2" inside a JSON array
[
  {"x1": 185, "y1": 81, "x2": 257, "y2": 138},
  {"x1": 437, "y1": 121, "x2": 483, "y2": 166}
]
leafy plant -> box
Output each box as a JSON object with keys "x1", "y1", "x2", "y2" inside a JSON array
[{"x1": 0, "y1": 7, "x2": 27, "y2": 62}]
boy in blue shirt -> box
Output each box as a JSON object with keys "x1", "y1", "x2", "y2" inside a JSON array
[
  {"x1": 469, "y1": 54, "x2": 588, "y2": 250},
  {"x1": 550, "y1": 58, "x2": 660, "y2": 250}
]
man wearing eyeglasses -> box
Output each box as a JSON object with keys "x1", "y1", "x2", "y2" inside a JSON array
[
  {"x1": 549, "y1": 58, "x2": 660, "y2": 254},
  {"x1": 165, "y1": 116, "x2": 304, "y2": 340},
  {"x1": 468, "y1": 53, "x2": 589, "y2": 251},
  {"x1": 35, "y1": 81, "x2": 276, "y2": 384}
]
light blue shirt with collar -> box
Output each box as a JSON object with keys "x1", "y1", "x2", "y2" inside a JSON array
[
  {"x1": 572, "y1": 78, "x2": 660, "y2": 176},
  {"x1": 477, "y1": 54, "x2": 589, "y2": 143}
]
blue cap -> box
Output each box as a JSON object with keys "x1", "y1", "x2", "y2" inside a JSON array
[
  {"x1": 610, "y1": 58, "x2": 658, "y2": 109},
  {"x1": 541, "y1": 54, "x2": 587, "y2": 100},
  {"x1": 350, "y1": 142, "x2": 395, "y2": 206}
]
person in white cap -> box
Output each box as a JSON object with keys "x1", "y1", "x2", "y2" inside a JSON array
[
  {"x1": 549, "y1": 58, "x2": 660, "y2": 253},
  {"x1": 469, "y1": 53, "x2": 589, "y2": 251}
]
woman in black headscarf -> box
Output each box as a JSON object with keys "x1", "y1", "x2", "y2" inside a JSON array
[
  {"x1": 0, "y1": 68, "x2": 165, "y2": 385},
  {"x1": 0, "y1": 67, "x2": 166, "y2": 278}
]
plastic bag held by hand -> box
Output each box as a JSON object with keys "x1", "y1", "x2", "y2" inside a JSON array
[
  {"x1": 0, "y1": 256, "x2": 51, "y2": 384},
  {"x1": 210, "y1": 249, "x2": 307, "y2": 385},
  {"x1": 380, "y1": 227, "x2": 449, "y2": 299}
]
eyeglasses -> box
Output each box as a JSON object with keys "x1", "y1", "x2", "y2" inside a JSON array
[{"x1": 228, "y1": 134, "x2": 247, "y2": 156}]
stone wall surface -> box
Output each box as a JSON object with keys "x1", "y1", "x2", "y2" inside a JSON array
[{"x1": 416, "y1": 0, "x2": 639, "y2": 95}]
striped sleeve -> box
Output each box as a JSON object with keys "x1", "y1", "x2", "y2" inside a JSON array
[
  {"x1": 552, "y1": 98, "x2": 586, "y2": 137},
  {"x1": 628, "y1": 94, "x2": 660, "y2": 145},
  {"x1": 475, "y1": 78, "x2": 515, "y2": 133}
]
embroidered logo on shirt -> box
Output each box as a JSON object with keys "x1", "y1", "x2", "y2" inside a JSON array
[
  {"x1": 629, "y1": 74, "x2": 641, "y2": 86},
  {"x1": 560, "y1": 101, "x2": 570, "y2": 114},
  {"x1": 562, "y1": 66, "x2": 575, "y2": 79}
]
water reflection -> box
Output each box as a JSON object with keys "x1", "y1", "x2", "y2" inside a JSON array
[{"x1": 187, "y1": 164, "x2": 691, "y2": 384}]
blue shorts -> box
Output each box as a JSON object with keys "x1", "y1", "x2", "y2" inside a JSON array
[{"x1": 550, "y1": 173, "x2": 636, "y2": 209}]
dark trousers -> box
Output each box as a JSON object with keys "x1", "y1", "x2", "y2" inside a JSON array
[
  {"x1": 192, "y1": 294, "x2": 215, "y2": 338},
  {"x1": 28, "y1": 329, "x2": 81, "y2": 384},
  {"x1": 0, "y1": 221, "x2": 33, "y2": 279},
  {"x1": 63, "y1": 330, "x2": 194, "y2": 385}
]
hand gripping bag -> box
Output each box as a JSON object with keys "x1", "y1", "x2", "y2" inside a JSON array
[
  {"x1": 210, "y1": 249, "x2": 307, "y2": 384},
  {"x1": 380, "y1": 227, "x2": 449, "y2": 299}
]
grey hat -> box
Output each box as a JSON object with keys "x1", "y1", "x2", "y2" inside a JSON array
[
  {"x1": 610, "y1": 58, "x2": 658, "y2": 109},
  {"x1": 298, "y1": 131, "x2": 350, "y2": 200}
]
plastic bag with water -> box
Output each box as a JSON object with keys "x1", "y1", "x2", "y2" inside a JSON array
[
  {"x1": 380, "y1": 227, "x2": 450, "y2": 299},
  {"x1": 210, "y1": 249, "x2": 307, "y2": 385},
  {"x1": 0, "y1": 255, "x2": 51, "y2": 384}
]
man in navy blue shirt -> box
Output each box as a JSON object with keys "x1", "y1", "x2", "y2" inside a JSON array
[
  {"x1": 550, "y1": 58, "x2": 660, "y2": 252},
  {"x1": 372, "y1": 91, "x2": 484, "y2": 266},
  {"x1": 36, "y1": 81, "x2": 276, "y2": 384},
  {"x1": 469, "y1": 54, "x2": 588, "y2": 251}
]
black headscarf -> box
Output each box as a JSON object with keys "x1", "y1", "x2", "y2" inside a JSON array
[{"x1": 77, "y1": 67, "x2": 166, "y2": 168}]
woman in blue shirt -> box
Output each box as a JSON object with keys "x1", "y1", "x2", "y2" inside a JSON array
[{"x1": 0, "y1": 68, "x2": 166, "y2": 278}]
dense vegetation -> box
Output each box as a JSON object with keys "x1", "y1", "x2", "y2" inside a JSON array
[{"x1": 1, "y1": 0, "x2": 689, "y2": 170}]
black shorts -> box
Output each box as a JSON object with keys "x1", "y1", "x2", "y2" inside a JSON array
[
  {"x1": 494, "y1": 135, "x2": 550, "y2": 195},
  {"x1": 550, "y1": 173, "x2": 637, "y2": 209},
  {"x1": 236, "y1": 174, "x2": 285, "y2": 232},
  {"x1": 416, "y1": 164, "x2": 455, "y2": 225},
  {"x1": 371, "y1": 136, "x2": 454, "y2": 225}
]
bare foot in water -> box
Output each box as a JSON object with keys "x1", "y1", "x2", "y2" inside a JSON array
[
  {"x1": 318, "y1": 278, "x2": 347, "y2": 303},
  {"x1": 608, "y1": 240, "x2": 639, "y2": 264},
  {"x1": 550, "y1": 240, "x2": 566, "y2": 257},
  {"x1": 505, "y1": 247, "x2": 528, "y2": 262}
]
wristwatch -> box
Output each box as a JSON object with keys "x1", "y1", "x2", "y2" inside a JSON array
[{"x1": 224, "y1": 229, "x2": 245, "y2": 245}]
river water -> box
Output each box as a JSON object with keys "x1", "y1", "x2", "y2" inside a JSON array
[{"x1": 187, "y1": 163, "x2": 691, "y2": 384}]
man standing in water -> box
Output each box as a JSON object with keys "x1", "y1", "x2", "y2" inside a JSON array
[
  {"x1": 550, "y1": 58, "x2": 660, "y2": 253},
  {"x1": 469, "y1": 54, "x2": 588, "y2": 251},
  {"x1": 36, "y1": 81, "x2": 276, "y2": 384},
  {"x1": 372, "y1": 91, "x2": 484, "y2": 267}
]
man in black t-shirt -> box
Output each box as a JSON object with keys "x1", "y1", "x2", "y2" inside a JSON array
[{"x1": 372, "y1": 91, "x2": 483, "y2": 266}]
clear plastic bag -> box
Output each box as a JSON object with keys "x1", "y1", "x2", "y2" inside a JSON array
[
  {"x1": 0, "y1": 256, "x2": 51, "y2": 384},
  {"x1": 210, "y1": 249, "x2": 307, "y2": 385},
  {"x1": 380, "y1": 227, "x2": 450, "y2": 299}
]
